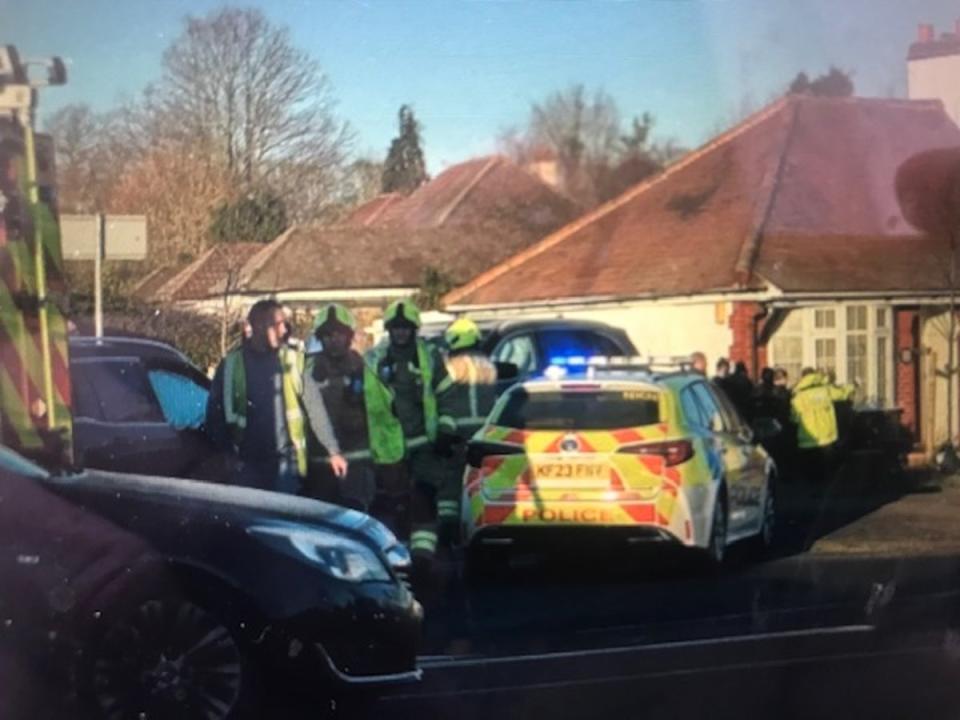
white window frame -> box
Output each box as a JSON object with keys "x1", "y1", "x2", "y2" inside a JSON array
[{"x1": 768, "y1": 303, "x2": 894, "y2": 407}]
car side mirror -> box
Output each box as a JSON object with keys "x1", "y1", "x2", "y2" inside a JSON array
[{"x1": 751, "y1": 417, "x2": 782, "y2": 441}]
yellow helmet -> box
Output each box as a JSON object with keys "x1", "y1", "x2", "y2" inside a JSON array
[
  {"x1": 445, "y1": 317, "x2": 481, "y2": 351},
  {"x1": 384, "y1": 300, "x2": 422, "y2": 329},
  {"x1": 312, "y1": 303, "x2": 356, "y2": 335}
]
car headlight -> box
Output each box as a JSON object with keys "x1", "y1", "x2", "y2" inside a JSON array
[{"x1": 248, "y1": 524, "x2": 391, "y2": 582}]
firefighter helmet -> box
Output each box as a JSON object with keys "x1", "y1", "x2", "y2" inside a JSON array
[
  {"x1": 384, "y1": 300, "x2": 422, "y2": 329},
  {"x1": 313, "y1": 303, "x2": 356, "y2": 336},
  {"x1": 445, "y1": 317, "x2": 481, "y2": 351}
]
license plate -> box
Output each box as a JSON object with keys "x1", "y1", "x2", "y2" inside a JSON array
[{"x1": 532, "y1": 463, "x2": 606, "y2": 480}]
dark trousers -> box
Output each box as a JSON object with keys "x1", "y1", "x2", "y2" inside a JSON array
[{"x1": 369, "y1": 446, "x2": 440, "y2": 544}]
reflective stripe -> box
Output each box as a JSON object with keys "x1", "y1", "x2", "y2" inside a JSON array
[
  {"x1": 467, "y1": 360, "x2": 479, "y2": 420},
  {"x1": 410, "y1": 530, "x2": 438, "y2": 553},
  {"x1": 223, "y1": 351, "x2": 246, "y2": 429},
  {"x1": 455, "y1": 416, "x2": 487, "y2": 428},
  {"x1": 406, "y1": 435, "x2": 430, "y2": 450},
  {"x1": 437, "y1": 500, "x2": 459, "y2": 519}
]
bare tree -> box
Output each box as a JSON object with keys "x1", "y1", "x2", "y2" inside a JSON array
[
  {"x1": 500, "y1": 85, "x2": 677, "y2": 206},
  {"x1": 155, "y1": 7, "x2": 352, "y2": 218},
  {"x1": 108, "y1": 142, "x2": 232, "y2": 264},
  {"x1": 44, "y1": 104, "x2": 123, "y2": 213}
]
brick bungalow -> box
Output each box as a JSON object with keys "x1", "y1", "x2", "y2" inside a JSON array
[{"x1": 444, "y1": 95, "x2": 960, "y2": 448}]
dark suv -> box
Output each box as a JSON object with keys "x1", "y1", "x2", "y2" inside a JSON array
[{"x1": 69, "y1": 336, "x2": 220, "y2": 478}]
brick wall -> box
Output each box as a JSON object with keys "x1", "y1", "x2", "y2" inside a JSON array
[
  {"x1": 728, "y1": 302, "x2": 767, "y2": 378},
  {"x1": 895, "y1": 308, "x2": 919, "y2": 439}
]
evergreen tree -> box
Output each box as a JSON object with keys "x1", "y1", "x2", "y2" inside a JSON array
[
  {"x1": 209, "y1": 192, "x2": 289, "y2": 244},
  {"x1": 381, "y1": 105, "x2": 428, "y2": 194}
]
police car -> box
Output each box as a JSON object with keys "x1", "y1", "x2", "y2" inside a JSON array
[{"x1": 460, "y1": 357, "x2": 777, "y2": 569}]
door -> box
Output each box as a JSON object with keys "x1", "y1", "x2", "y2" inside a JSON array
[
  {"x1": 689, "y1": 382, "x2": 755, "y2": 535},
  {"x1": 72, "y1": 358, "x2": 186, "y2": 476},
  {"x1": 711, "y1": 385, "x2": 767, "y2": 533}
]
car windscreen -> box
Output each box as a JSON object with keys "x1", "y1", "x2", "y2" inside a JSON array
[{"x1": 497, "y1": 388, "x2": 660, "y2": 430}]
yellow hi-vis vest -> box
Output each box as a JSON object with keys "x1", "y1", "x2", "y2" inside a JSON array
[
  {"x1": 363, "y1": 339, "x2": 439, "y2": 465},
  {"x1": 790, "y1": 372, "x2": 839, "y2": 449},
  {"x1": 223, "y1": 346, "x2": 308, "y2": 477}
]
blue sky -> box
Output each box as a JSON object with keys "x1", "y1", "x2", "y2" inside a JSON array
[{"x1": 5, "y1": 0, "x2": 959, "y2": 171}]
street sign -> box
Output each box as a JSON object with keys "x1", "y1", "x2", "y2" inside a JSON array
[
  {"x1": 60, "y1": 213, "x2": 147, "y2": 337},
  {"x1": 61, "y1": 213, "x2": 147, "y2": 260},
  {"x1": 60, "y1": 214, "x2": 98, "y2": 260},
  {"x1": 103, "y1": 215, "x2": 147, "y2": 260}
]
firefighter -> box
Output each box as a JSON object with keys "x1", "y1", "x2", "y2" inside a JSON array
[
  {"x1": 364, "y1": 300, "x2": 449, "y2": 572},
  {"x1": 434, "y1": 317, "x2": 499, "y2": 546},
  {"x1": 206, "y1": 299, "x2": 347, "y2": 494},
  {"x1": 303, "y1": 304, "x2": 374, "y2": 509}
]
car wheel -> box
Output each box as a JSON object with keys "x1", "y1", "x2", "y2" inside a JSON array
[
  {"x1": 704, "y1": 490, "x2": 728, "y2": 567},
  {"x1": 85, "y1": 596, "x2": 259, "y2": 720}
]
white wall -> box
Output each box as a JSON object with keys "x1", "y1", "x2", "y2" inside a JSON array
[
  {"x1": 469, "y1": 299, "x2": 735, "y2": 367},
  {"x1": 909, "y1": 55, "x2": 960, "y2": 127}
]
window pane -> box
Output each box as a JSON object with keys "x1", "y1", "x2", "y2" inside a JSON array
[
  {"x1": 692, "y1": 383, "x2": 726, "y2": 432},
  {"x1": 148, "y1": 370, "x2": 208, "y2": 429},
  {"x1": 82, "y1": 360, "x2": 165, "y2": 423},
  {"x1": 815, "y1": 338, "x2": 837, "y2": 375},
  {"x1": 876, "y1": 308, "x2": 888, "y2": 329},
  {"x1": 497, "y1": 389, "x2": 660, "y2": 430},
  {"x1": 847, "y1": 305, "x2": 867, "y2": 332},
  {"x1": 814, "y1": 308, "x2": 835, "y2": 329},
  {"x1": 771, "y1": 335, "x2": 803, "y2": 389},
  {"x1": 680, "y1": 388, "x2": 707, "y2": 429},
  {"x1": 493, "y1": 335, "x2": 537, "y2": 375},
  {"x1": 846, "y1": 335, "x2": 868, "y2": 388},
  {"x1": 877, "y1": 336, "x2": 888, "y2": 407},
  {"x1": 71, "y1": 365, "x2": 103, "y2": 420}
]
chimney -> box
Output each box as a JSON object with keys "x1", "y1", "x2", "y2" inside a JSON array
[{"x1": 918, "y1": 23, "x2": 935, "y2": 42}]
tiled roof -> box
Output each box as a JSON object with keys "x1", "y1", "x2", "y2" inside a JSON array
[
  {"x1": 131, "y1": 266, "x2": 182, "y2": 302},
  {"x1": 346, "y1": 156, "x2": 577, "y2": 230},
  {"x1": 152, "y1": 242, "x2": 264, "y2": 302},
  {"x1": 446, "y1": 95, "x2": 960, "y2": 308},
  {"x1": 344, "y1": 193, "x2": 403, "y2": 226},
  {"x1": 241, "y1": 156, "x2": 579, "y2": 293}
]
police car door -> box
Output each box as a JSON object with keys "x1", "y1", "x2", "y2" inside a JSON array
[{"x1": 690, "y1": 383, "x2": 752, "y2": 535}]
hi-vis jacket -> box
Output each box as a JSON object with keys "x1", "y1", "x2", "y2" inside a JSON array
[
  {"x1": 791, "y1": 372, "x2": 839, "y2": 449},
  {"x1": 223, "y1": 345, "x2": 309, "y2": 477},
  {"x1": 363, "y1": 339, "x2": 446, "y2": 464}
]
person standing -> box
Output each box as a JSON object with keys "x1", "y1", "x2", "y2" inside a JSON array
[
  {"x1": 303, "y1": 304, "x2": 373, "y2": 509},
  {"x1": 434, "y1": 317, "x2": 499, "y2": 546},
  {"x1": 206, "y1": 299, "x2": 346, "y2": 494},
  {"x1": 790, "y1": 367, "x2": 840, "y2": 487},
  {"x1": 364, "y1": 300, "x2": 449, "y2": 571}
]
